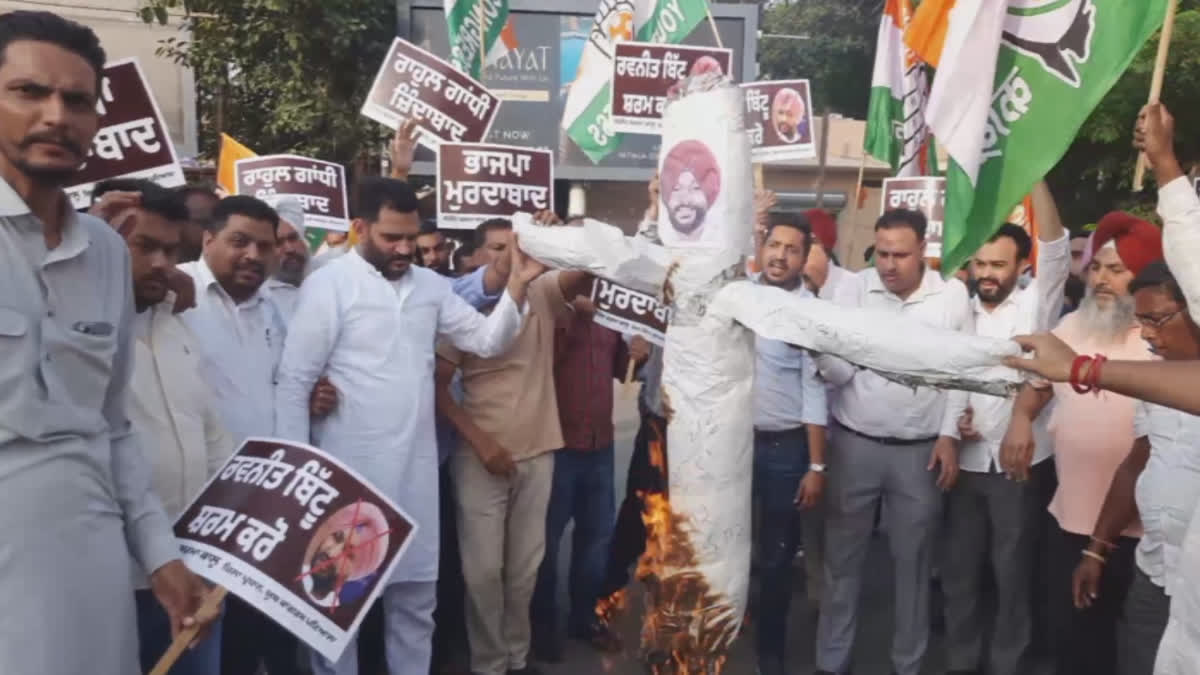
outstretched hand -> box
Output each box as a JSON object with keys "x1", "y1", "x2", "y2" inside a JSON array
[
  {"x1": 510, "y1": 233, "x2": 547, "y2": 284},
  {"x1": 389, "y1": 119, "x2": 420, "y2": 178},
  {"x1": 1003, "y1": 333, "x2": 1078, "y2": 384}
]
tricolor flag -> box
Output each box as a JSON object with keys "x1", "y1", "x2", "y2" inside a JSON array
[
  {"x1": 562, "y1": 0, "x2": 712, "y2": 164},
  {"x1": 446, "y1": 0, "x2": 517, "y2": 80},
  {"x1": 865, "y1": 0, "x2": 934, "y2": 177},
  {"x1": 907, "y1": 0, "x2": 1168, "y2": 275}
]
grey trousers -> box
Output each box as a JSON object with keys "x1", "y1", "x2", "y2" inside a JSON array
[
  {"x1": 943, "y1": 461, "x2": 1052, "y2": 675},
  {"x1": 1118, "y1": 568, "x2": 1170, "y2": 675},
  {"x1": 816, "y1": 426, "x2": 941, "y2": 675},
  {"x1": 310, "y1": 581, "x2": 437, "y2": 675}
]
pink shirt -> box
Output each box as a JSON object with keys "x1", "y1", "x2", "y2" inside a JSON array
[{"x1": 1047, "y1": 311, "x2": 1154, "y2": 537}]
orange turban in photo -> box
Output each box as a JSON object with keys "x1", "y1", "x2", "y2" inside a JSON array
[
  {"x1": 660, "y1": 140, "x2": 721, "y2": 206},
  {"x1": 1091, "y1": 211, "x2": 1163, "y2": 276}
]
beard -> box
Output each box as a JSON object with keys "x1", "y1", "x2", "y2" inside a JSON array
[
  {"x1": 360, "y1": 239, "x2": 411, "y2": 280},
  {"x1": 13, "y1": 133, "x2": 87, "y2": 186},
  {"x1": 1075, "y1": 289, "x2": 1136, "y2": 344},
  {"x1": 975, "y1": 275, "x2": 1018, "y2": 304},
  {"x1": 275, "y1": 253, "x2": 307, "y2": 286},
  {"x1": 669, "y1": 203, "x2": 707, "y2": 234}
]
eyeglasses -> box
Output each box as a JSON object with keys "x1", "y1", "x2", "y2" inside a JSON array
[{"x1": 1136, "y1": 310, "x2": 1182, "y2": 329}]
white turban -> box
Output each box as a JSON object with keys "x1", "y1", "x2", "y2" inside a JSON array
[{"x1": 275, "y1": 197, "x2": 306, "y2": 236}]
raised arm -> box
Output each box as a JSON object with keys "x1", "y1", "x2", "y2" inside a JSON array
[
  {"x1": 713, "y1": 280, "x2": 1023, "y2": 396},
  {"x1": 1030, "y1": 180, "x2": 1070, "y2": 329},
  {"x1": 512, "y1": 212, "x2": 670, "y2": 297}
]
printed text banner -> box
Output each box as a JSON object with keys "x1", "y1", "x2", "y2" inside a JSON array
[
  {"x1": 882, "y1": 176, "x2": 946, "y2": 259},
  {"x1": 590, "y1": 278, "x2": 670, "y2": 347},
  {"x1": 234, "y1": 155, "x2": 351, "y2": 232},
  {"x1": 609, "y1": 42, "x2": 733, "y2": 135},
  {"x1": 175, "y1": 438, "x2": 416, "y2": 664},
  {"x1": 741, "y1": 80, "x2": 816, "y2": 163},
  {"x1": 66, "y1": 58, "x2": 184, "y2": 209},
  {"x1": 361, "y1": 38, "x2": 501, "y2": 151},
  {"x1": 437, "y1": 143, "x2": 553, "y2": 229}
]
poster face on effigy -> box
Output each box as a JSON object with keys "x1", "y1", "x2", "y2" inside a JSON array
[
  {"x1": 65, "y1": 59, "x2": 185, "y2": 209},
  {"x1": 609, "y1": 42, "x2": 733, "y2": 135},
  {"x1": 361, "y1": 38, "x2": 501, "y2": 151},
  {"x1": 234, "y1": 155, "x2": 351, "y2": 232},
  {"x1": 590, "y1": 278, "x2": 670, "y2": 347},
  {"x1": 175, "y1": 438, "x2": 416, "y2": 663},
  {"x1": 436, "y1": 142, "x2": 553, "y2": 229},
  {"x1": 741, "y1": 80, "x2": 816, "y2": 162},
  {"x1": 882, "y1": 176, "x2": 947, "y2": 258}
]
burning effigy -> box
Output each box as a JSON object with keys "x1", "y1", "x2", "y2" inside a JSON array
[{"x1": 514, "y1": 74, "x2": 1022, "y2": 671}]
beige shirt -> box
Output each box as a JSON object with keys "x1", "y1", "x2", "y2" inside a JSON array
[{"x1": 438, "y1": 272, "x2": 570, "y2": 461}]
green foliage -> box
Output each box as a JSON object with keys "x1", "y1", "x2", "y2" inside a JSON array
[
  {"x1": 137, "y1": 0, "x2": 395, "y2": 165},
  {"x1": 1048, "y1": 8, "x2": 1200, "y2": 227},
  {"x1": 756, "y1": 0, "x2": 878, "y2": 118}
]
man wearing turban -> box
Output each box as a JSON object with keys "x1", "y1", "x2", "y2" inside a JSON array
[
  {"x1": 302, "y1": 501, "x2": 392, "y2": 609},
  {"x1": 772, "y1": 88, "x2": 810, "y2": 144},
  {"x1": 660, "y1": 140, "x2": 722, "y2": 240}
]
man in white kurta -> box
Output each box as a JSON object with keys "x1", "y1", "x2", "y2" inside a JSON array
[{"x1": 275, "y1": 177, "x2": 539, "y2": 675}]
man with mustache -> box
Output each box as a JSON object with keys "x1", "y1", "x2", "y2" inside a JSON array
[
  {"x1": 751, "y1": 215, "x2": 828, "y2": 675},
  {"x1": 660, "y1": 140, "x2": 720, "y2": 241},
  {"x1": 1001, "y1": 211, "x2": 1161, "y2": 675},
  {"x1": 275, "y1": 177, "x2": 540, "y2": 675},
  {"x1": 175, "y1": 194, "x2": 302, "y2": 674},
  {"x1": 417, "y1": 219, "x2": 454, "y2": 276},
  {"x1": 814, "y1": 208, "x2": 969, "y2": 675},
  {"x1": 93, "y1": 178, "x2": 235, "y2": 675},
  {"x1": 265, "y1": 197, "x2": 310, "y2": 322},
  {"x1": 0, "y1": 10, "x2": 217, "y2": 674},
  {"x1": 177, "y1": 186, "x2": 219, "y2": 264},
  {"x1": 943, "y1": 182, "x2": 1068, "y2": 675}
]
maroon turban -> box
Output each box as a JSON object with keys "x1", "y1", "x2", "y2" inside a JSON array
[
  {"x1": 805, "y1": 208, "x2": 838, "y2": 251},
  {"x1": 660, "y1": 140, "x2": 721, "y2": 207}
]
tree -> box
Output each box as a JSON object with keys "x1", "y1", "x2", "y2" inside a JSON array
[
  {"x1": 756, "y1": 0, "x2": 878, "y2": 118},
  {"x1": 138, "y1": 0, "x2": 395, "y2": 166},
  {"x1": 1048, "y1": 6, "x2": 1200, "y2": 227}
]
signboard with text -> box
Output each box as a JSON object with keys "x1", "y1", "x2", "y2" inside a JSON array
[
  {"x1": 882, "y1": 176, "x2": 947, "y2": 258},
  {"x1": 66, "y1": 58, "x2": 184, "y2": 209},
  {"x1": 234, "y1": 155, "x2": 351, "y2": 232},
  {"x1": 590, "y1": 278, "x2": 671, "y2": 347},
  {"x1": 609, "y1": 42, "x2": 733, "y2": 135},
  {"x1": 436, "y1": 142, "x2": 553, "y2": 229},
  {"x1": 176, "y1": 439, "x2": 415, "y2": 664},
  {"x1": 362, "y1": 38, "x2": 501, "y2": 151},
  {"x1": 741, "y1": 80, "x2": 816, "y2": 163}
]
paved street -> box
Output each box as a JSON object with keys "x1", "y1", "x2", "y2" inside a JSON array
[{"x1": 536, "y1": 387, "x2": 1051, "y2": 675}]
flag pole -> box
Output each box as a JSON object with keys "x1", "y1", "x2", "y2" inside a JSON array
[
  {"x1": 705, "y1": 6, "x2": 724, "y2": 49},
  {"x1": 477, "y1": 0, "x2": 487, "y2": 77},
  {"x1": 148, "y1": 586, "x2": 228, "y2": 675},
  {"x1": 1132, "y1": 0, "x2": 1178, "y2": 191}
]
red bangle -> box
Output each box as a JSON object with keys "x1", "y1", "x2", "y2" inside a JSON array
[
  {"x1": 1087, "y1": 354, "x2": 1108, "y2": 394},
  {"x1": 1070, "y1": 355, "x2": 1093, "y2": 394}
]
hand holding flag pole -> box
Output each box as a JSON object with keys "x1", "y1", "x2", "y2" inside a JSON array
[{"x1": 1132, "y1": 0, "x2": 1178, "y2": 191}]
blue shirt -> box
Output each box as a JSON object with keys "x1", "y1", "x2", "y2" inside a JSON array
[
  {"x1": 752, "y1": 282, "x2": 828, "y2": 431},
  {"x1": 436, "y1": 266, "x2": 501, "y2": 463}
]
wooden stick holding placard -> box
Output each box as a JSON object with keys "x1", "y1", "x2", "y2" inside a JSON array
[
  {"x1": 1132, "y1": 0, "x2": 1178, "y2": 191},
  {"x1": 622, "y1": 359, "x2": 638, "y2": 399},
  {"x1": 705, "y1": 8, "x2": 724, "y2": 49},
  {"x1": 148, "y1": 586, "x2": 229, "y2": 675},
  {"x1": 814, "y1": 107, "x2": 831, "y2": 209},
  {"x1": 477, "y1": 0, "x2": 487, "y2": 76}
]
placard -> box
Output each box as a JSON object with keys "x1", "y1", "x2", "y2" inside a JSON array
[
  {"x1": 66, "y1": 58, "x2": 184, "y2": 209},
  {"x1": 234, "y1": 155, "x2": 351, "y2": 232},
  {"x1": 175, "y1": 438, "x2": 415, "y2": 664},
  {"x1": 609, "y1": 42, "x2": 734, "y2": 135},
  {"x1": 882, "y1": 176, "x2": 947, "y2": 258},
  {"x1": 741, "y1": 80, "x2": 816, "y2": 162},
  {"x1": 436, "y1": 142, "x2": 553, "y2": 229},
  {"x1": 590, "y1": 278, "x2": 671, "y2": 347},
  {"x1": 361, "y1": 37, "x2": 501, "y2": 151}
]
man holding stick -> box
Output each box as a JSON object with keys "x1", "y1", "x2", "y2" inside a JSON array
[{"x1": 0, "y1": 11, "x2": 217, "y2": 673}]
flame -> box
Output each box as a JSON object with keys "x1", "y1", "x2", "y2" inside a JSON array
[{"x1": 632, "y1": 425, "x2": 739, "y2": 674}]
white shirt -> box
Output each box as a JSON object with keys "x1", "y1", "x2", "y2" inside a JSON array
[
  {"x1": 958, "y1": 233, "x2": 1070, "y2": 472},
  {"x1": 1134, "y1": 400, "x2": 1200, "y2": 593},
  {"x1": 819, "y1": 262, "x2": 854, "y2": 302},
  {"x1": 176, "y1": 258, "x2": 286, "y2": 443},
  {"x1": 128, "y1": 297, "x2": 234, "y2": 587},
  {"x1": 265, "y1": 278, "x2": 300, "y2": 324},
  {"x1": 1160, "y1": 176, "x2": 1200, "y2": 326},
  {"x1": 753, "y1": 280, "x2": 827, "y2": 431},
  {"x1": 273, "y1": 249, "x2": 524, "y2": 582},
  {"x1": 818, "y1": 268, "x2": 971, "y2": 439}
]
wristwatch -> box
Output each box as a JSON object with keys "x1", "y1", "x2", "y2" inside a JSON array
[{"x1": 810, "y1": 463, "x2": 827, "y2": 474}]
